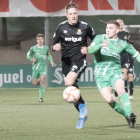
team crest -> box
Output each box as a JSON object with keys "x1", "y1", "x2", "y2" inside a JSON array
[
  {"x1": 124, "y1": 36, "x2": 127, "y2": 39},
  {"x1": 77, "y1": 29, "x2": 82, "y2": 35}
]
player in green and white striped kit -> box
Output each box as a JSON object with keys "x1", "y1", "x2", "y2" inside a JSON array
[
  {"x1": 27, "y1": 34, "x2": 55, "y2": 102},
  {"x1": 81, "y1": 20, "x2": 140, "y2": 128}
]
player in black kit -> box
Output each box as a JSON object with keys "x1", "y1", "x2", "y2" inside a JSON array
[
  {"x1": 114, "y1": 19, "x2": 134, "y2": 100},
  {"x1": 52, "y1": 3, "x2": 95, "y2": 129}
]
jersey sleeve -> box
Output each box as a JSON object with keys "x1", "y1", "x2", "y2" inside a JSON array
[
  {"x1": 46, "y1": 47, "x2": 53, "y2": 63},
  {"x1": 52, "y1": 26, "x2": 61, "y2": 49},
  {"x1": 88, "y1": 35, "x2": 103, "y2": 54},
  {"x1": 125, "y1": 43, "x2": 139, "y2": 57},
  {"x1": 90, "y1": 35, "x2": 102, "y2": 46},
  {"x1": 87, "y1": 24, "x2": 96, "y2": 41},
  {"x1": 27, "y1": 47, "x2": 34, "y2": 61},
  {"x1": 46, "y1": 48, "x2": 51, "y2": 56}
]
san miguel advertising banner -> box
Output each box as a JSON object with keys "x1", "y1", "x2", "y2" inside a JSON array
[
  {"x1": 0, "y1": 64, "x2": 33, "y2": 88},
  {"x1": 0, "y1": 0, "x2": 140, "y2": 17},
  {"x1": 1, "y1": 62, "x2": 140, "y2": 88},
  {"x1": 49, "y1": 62, "x2": 140, "y2": 88}
]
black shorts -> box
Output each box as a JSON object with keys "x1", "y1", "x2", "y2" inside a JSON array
[
  {"x1": 62, "y1": 59, "x2": 87, "y2": 79},
  {"x1": 121, "y1": 58, "x2": 134, "y2": 74}
]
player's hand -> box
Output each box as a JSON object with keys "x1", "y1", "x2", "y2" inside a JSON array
[
  {"x1": 51, "y1": 62, "x2": 56, "y2": 67},
  {"x1": 81, "y1": 47, "x2": 88, "y2": 54},
  {"x1": 53, "y1": 43, "x2": 61, "y2": 51},
  {"x1": 102, "y1": 41, "x2": 110, "y2": 47},
  {"x1": 32, "y1": 58, "x2": 36, "y2": 63}
]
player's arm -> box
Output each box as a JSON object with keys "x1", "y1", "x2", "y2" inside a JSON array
[
  {"x1": 88, "y1": 35, "x2": 109, "y2": 54},
  {"x1": 81, "y1": 35, "x2": 109, "y2": 54},
  {"x1": 52, "y1": 26, "x2": 61, "y2": 51},
  {"x1": 136, "y1": 54, "x2": 140, "y2": 62},
  {"x1": 125, "y1": 43, "x2": 140, "y2": 61},
  {"x1": 47, "y1": 50, "x2": 56, "y2": 67},
  {"x1": 27, "y1": 47, "x2": 36, "y2": 63},
  {"x1": 87, "y1": 24, "x2": 96, "y2": 41}
]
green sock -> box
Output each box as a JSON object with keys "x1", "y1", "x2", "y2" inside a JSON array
[
  {"x1": 39, "y1": 86, "x2": 45, "y2": 99},
  {"x1": 109, "y1": 101, "x2": 125, "y2": 116},
  {"x1": 120, "y1": 93, "x2": 132, "y2": 117}
]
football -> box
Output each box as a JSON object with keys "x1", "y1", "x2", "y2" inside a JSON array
[{"x1": 63, "y1": 86, "x2": 80, "y2": 103}]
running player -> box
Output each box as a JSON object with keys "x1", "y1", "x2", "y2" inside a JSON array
[
  {"x1": 52, "y1": 3, "x2": 95, "y2": 129},
  {"x1": 27, "y1": 34, "x2": 55, "y2": 102},
  {"x1": 114, "y1": 19, "x2": 134, "y2": 100},
  {"x1": 81, "y1": 20, "x2": 140, "y2": 128}
]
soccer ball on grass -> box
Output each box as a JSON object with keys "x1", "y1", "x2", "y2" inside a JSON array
[{"x1": 63, "y1": 86, "x2": 80, "y2": 103}]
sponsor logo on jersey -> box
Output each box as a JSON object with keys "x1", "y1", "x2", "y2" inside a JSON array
[
  {"x1": 65, "y1": 37, "x2": 82, "y2": 42},
  {"x1": 64, "y1": 30, "x2": 67, "y2": 33},
  {"x1": 35, "y1": 53, "x2": 46, "y2": 59},
  {"x1": 101, "y1": 47, "x2": 120, "y2": 59},
  {"x1": 118, "y1": 45, "x2": 121, "y2": 47},
  {"x1": 77, "y1": 29, "x2": 82, "y2": 35}
]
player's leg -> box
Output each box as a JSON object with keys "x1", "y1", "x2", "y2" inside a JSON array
[
  {"x1": 64, "y1": 59, "x2": 87, "y2": 129},
  {"x1": 128, "y1": 63, "x2": 134, "y2": 100},
  {"x1": 32, "y1": 71, "x2": 40, "y2": 85},
  {"x1": 114, "y1": 79, "x2": 136, "y2": 127},
  {"x1": 64, "y1": 60, "x2": 86, "y2": 113},
  {"x1": 32, "y1": 79, "x2": 39, "y2": 85},
  {"x1": 38, "y1": 66, "x2": 46, "y2": 102},
  {"x1": 65, "y1": 71, "x2": 78, "y2": 87},
  {"x1": 122, "y1": 68, "x2": 128, "y2": 94},
  {"x1": 114, "y1": 68, "x2": 128, "y2": 98},
  {"x1": 128, "y1": 73, "x2": 134, "y2": 100},
  {"x1": 39, "y1": 75, "x2": 45, "y2": 102},
  {"x1": 65, "y1": 73, "x2": 85, "y2": 111},
  {"x1": 114, "y1": 79, "x2": 131, "y2": 116},
  {"x1": 65, "y1": 71, "x2": 85, "y2": 111},
  {"x1": 32, "y1": 71, "x2": 44, "y2": 101},
  {"x1": 100, "y1": 86, "x2": 125, "y2": 116}
]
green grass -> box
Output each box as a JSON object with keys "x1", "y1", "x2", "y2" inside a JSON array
[{"x1": 0, "y1": 87, "x2": 140, "y2": 140}]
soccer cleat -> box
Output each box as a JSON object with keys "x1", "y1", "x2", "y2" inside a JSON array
[
  {"x1": 129, "y1": 113, "x2": 136, "y2": 128},
  {"x1": 79, "y1": 102, "x2": 87, "y2": 118},
  {"x1": 76, "y1": 115, "x2": 87, "y2": 129},
  {"x1": 39, "y1": 98, "x2": 43, "y2": 102},
  {"x1": 129, "y1": 96, "x2": 133, "y2": 100}
]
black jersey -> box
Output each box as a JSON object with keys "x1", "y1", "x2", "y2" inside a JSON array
[
  {"x1": 52, "y1": 20, "x2": 95, "y2": 63},
  {"x1": 117, "y1": 31, "x2": 133, "y2": 62},
  {"x1": 117, "y1": 31, "x2": 129, "y2": 42}
]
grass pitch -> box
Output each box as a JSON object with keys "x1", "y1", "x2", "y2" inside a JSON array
[{"x1": 0, "y1": 87, "x2": 140, "y2": 140}]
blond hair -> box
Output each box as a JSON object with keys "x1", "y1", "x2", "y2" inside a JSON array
[
  {"x1": 107, "y1": 20, "x2": 120, "y2": 28},
  {"x1": 65, "y1": 3, "x2": 78, "y2": 12}
]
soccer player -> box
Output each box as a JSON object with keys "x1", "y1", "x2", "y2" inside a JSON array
[
  {"x1": 27, "y1": 34, "x2": 55, "y2": 102},
  {"x1": 114, "y1": 19, "x2": 134, "y2": 100},
  {"x1": 81, "y1": 20, "x2": 140, "y2": 128},
  {"x1": 52, "y1": 3, "x2": 95, "y2": 129}
]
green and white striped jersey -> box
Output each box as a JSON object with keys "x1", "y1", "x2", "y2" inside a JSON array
[
  {"x1": 27, "y1": 45, "x2": 50, "y2": 70},
  {"x1": 90, "y1": 34, "x2": 139, "y2": 76}
]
